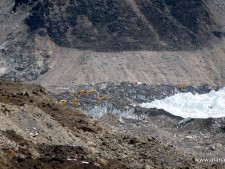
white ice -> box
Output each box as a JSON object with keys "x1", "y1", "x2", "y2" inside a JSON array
[{"x1": 140, "y1": 88, "x2": 225, "y2": 119}]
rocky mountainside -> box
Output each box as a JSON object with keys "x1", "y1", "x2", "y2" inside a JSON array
[
  {"x1": 0, "y1": 0, "x2": 225, "y2": 87},
  {"x1": 0, "y1": 0, "x2": 224, "y2": 85},
  {"x1": 23, "y1": 0, "x2": 214, "y2": 51},
  {"x1": 1, "y1": 79, "x2": 224, "y2": 169}
]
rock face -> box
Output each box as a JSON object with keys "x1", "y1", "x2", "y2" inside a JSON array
[
  {"x1": 12, "y1": 0, "x2": 38, "y2": 13},
  {"x1": 24, "y1": 0, "x2": 214, "y2": 51},
  {"x1": 1, "y1": 41, "x2": 49, "y2": 80}
]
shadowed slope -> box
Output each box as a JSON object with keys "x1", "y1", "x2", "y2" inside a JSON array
[{"x1": 23, "y1": 0, "x2": 215, "y2": 51}]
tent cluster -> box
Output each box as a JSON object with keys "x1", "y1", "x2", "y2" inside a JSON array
[{"x1": 58, "y1": 88, "x2": 105, "y2": 107}]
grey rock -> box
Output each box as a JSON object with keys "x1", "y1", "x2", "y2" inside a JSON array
[{"x1": 177, "y1": 117, "x2": 193, "y2": 129}]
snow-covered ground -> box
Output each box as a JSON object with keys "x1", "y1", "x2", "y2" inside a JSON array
[{"x1": 140, "y1": 88, "x2": 225, "y2": 119}]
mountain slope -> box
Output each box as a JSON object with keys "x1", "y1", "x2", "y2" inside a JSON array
[
  {"x1": 0, "y1": 0, "x2": 225, "y2": 86},
  {"x1": 23, "y1": 0, "x2": 214, "y2": 51}
]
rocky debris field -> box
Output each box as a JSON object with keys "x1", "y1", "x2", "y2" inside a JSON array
[{"x1": 0, "y1": 79, "x2": 224, "y2": 168}]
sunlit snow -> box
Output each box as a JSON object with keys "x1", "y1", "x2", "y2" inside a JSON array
[{"x1": 140, "y1": 88, "x2": 225, "y2": 118}]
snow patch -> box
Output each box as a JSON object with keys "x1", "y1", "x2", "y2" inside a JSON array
[
  {"x1": 0, "y1": 67, "x2": 7, "y2": 75},
  {"x1": 140, "y1": 88, "x2": 225, "y2": 119}
]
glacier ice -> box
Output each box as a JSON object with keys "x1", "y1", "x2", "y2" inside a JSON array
[{"x1": 140, "y1": 88, "x2": 225, "y2": 119}]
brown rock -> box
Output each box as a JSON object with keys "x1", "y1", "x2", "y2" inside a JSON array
[{"x1": 96, "y1": 157, "x2": 109, "y2": 166}]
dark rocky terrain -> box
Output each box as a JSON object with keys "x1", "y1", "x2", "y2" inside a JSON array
[{"x1": 23, "y1": 0, "x2": 214, "y2": 51}]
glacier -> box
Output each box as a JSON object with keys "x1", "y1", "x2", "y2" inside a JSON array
[{"x1": 140, "y1": 88, "x2": 225, "y2": 119}]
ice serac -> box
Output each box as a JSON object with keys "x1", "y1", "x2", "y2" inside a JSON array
[{"x1": 140, "y1": 88, "x2": 225, "y2": 119}]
